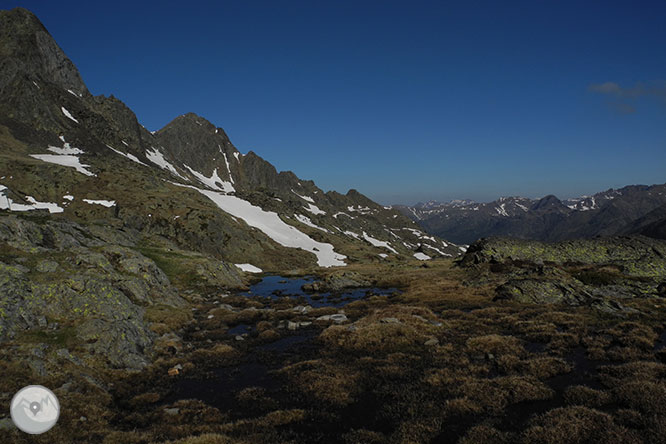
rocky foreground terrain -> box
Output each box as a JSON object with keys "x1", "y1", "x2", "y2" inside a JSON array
[
  {"x1": 2, "y1": 6, "x2": 666, "y2": 444},
  {"x1": 2, "y1": 220, "x2": 666, "y2": 443}
]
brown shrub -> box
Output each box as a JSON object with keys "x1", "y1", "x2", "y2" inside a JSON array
[
  {"x1": 153, "y1": 434, "x2": 245, "y2": 444},
  {"x1": 614, "y1": 380, "x2": 666, "y2": 416},
  {"x1": 605, "y1": 346, "x2": 652, "y2": 362},
  {"x1": 604, "y1": 322, "x2": 658, "y2": 350},
  {"x1": 341, "y1": 429, "x2": 386, "y2": 444},
  {"x1": 597, "y1": 361, "x2": 666, "y2": 385},
  {"x1": 459, "y1": 424, "x2": 511, "y2": 444},
  {"x1": 563, "y1": 385, "x2": 611, "y2": 408},
  {"x1": 145, "y1": 305, "x2": 193, "y2": 331},
  {"x1": 444, "y1": 397, "x2": 484, "y2": 417},
  {"x1": 521, "y1": 357, "x2": 572, "y2": 379},
  {"x1": 280, "y1": 359, "x2": 360, "y2": 406},
  {"x1": 520, "y1": 406, "x2": 637, "y2": 444},
  {"x1": 257, "y1": 329, "x2": 280, "y2": 342},
  {"x1": 255, "y1": 321, "x2": 272, "y2": 332},
  {"x1": 466, "y1": 334, "x2": 524, "y2": 357},
  {"x1": 545, "y1": 332, "x2": 579, "y2": 352},
  {"x1": 103, "y1": 431, "x2": 152, "y2": 444},
  {"x1": 453, "y1": 375, "x2": 553, "y2": 414},
  {"x1": 190, "y1": 344, "x2": 237, "y2": 363},
  {"x1": 129, "y1": 391, "x2": 161, "y2": 406},
  {"x1": 319, "y1": 306, "x2": 440, "y2": 354}
]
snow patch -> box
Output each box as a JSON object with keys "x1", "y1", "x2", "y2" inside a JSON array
[
  {"x1": 106, "y1": 144, "x2": 149, "y2": 166},
  {"x1": 176, "y1": 184, "x2": 346, "y2": 267},
  {"x1": 31, "y1": 136, "x2": 94, "y2": 176},
  {"x1": 83, "y1": 199, "x2": 116, "y2": 207},
  {"x1": 30, "y1": 153, "x2": 95, "y2": 176},
  {"x1": 184, "y1": 165, "x2": 234, "y2": 192},
  {"x1": 61, "y1": 107, "x2": 78, "y2": 123},
  {"x1": 0, "y1": 186, "x2": 64, "y2": 213},
  {"x1": 222, "y1": 152, "x2": 234, "y2": 184},
  {"x1": 295, "y1": 214, "x2": 330, "y2": 233},
  {"x1": 363, "y1": 232, "x2": 398, "y2": 254},
  {"x1": 413, "y1": 252, "x2": 431, "y2": 261},
  {"x1": 235, "y1": 263, "x2": 263, "y2": 273},
  {"x1": 423, "y1": 244, "x2": 452, "y2": 257},
  {"x1": 292, "y1": 190, "x2": 315, "y2": 203},
  {"x1": 146, "y1": 147, "x2": 187, "y2": 180},
  {"x1": 304, "y1": 203, "x2": 326, "y2": 215},
  {"x1": 47, "y1": 145, "x2": 83, "y2": 155}
]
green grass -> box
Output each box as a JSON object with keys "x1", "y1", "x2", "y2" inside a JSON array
[
  {"x1": 136, "y1": 244, "x2": 205, "y2": 288},
  {"x1": 19, "y1": 326, "x2": 78, "y2": 348}
]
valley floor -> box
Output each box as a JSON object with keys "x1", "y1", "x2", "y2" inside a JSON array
[{"x1": 3, "y1": 259, "x2": 666, "y2": 443}]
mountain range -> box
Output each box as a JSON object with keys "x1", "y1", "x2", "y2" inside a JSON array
[
  {"x1": 395, "y1": 185, "x2": 666, "y2": 244},
  {"x1": 0, "y1": 7, "x2": 461, "y2": 273}
]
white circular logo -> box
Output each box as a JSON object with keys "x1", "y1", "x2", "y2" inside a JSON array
[{"x1": 10, "y1": 385, "x2": 60, "y2": 434}]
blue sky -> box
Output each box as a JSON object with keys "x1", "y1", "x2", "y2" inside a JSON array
[{"x1": 11, "y1": 0, "x2": 666, "y2": 204}]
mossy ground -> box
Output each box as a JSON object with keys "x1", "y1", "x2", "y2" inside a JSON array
[{"x1": 2, "y1": 259, "x2": 666, "y2": 443}]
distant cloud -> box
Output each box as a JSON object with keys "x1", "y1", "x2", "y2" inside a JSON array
[
  {"x1": 588, "y1": 81, "x2": 666, "y2": 113},
  {"x1": 589, "y1": 81, "x2": 624, "y2": 95},
  {"x1": 609, "y1": 102, "x2": 636, "y2": 114}
]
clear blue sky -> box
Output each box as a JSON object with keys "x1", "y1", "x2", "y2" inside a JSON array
[{"x1": 10, "y1": 0, "x2": 666, "y2": 204}]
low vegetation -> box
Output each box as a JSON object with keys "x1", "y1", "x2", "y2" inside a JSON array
[{"x1": 3, "y1": 239, "x2": 666, "y2": 443}]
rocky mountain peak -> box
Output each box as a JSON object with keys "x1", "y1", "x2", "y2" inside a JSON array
[
  {"x1": 530, "y1": 194, "x2": 565, "y2": 211},
  {"x1": 155, "y1": 112, "x2": 237, "y2": 173},
  {"x1": 0, "y1": 8, "x2": 88, "y2": 94}
]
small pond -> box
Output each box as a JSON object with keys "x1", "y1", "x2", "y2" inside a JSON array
[
  {"x1": 241, "y1": 274, "x2": 399, "y2": 308},
  {"x1": 166, "y1": 275, "x2": 400, "y2": 413}
]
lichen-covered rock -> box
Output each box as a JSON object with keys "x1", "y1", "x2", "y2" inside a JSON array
[
  {"x1": 0, "y1": 215, "x2": 100, "y2": 252},
  {"x1": 35, "y1": 259, "x2": 58, "y2": 272},
  {"x1": 0, "y1": 214, "x2": 190, "y2": 370},
  {"x1": 76, "y1": 318, "x2": 153, "y2": 370},
  {"x1": 193, "y1": 260, "x2": 244, "y2": 289},
  {"x1": 463, "y1": 236, "x2": 665, "y2": 311},
  {"x1": 495, "y1": 279, "x2": 591, "y2": 305},
  {"x1": 461, "y1": 236, "x2": 666, "y2": 279},
  {"x1": 0, "y1": 261, "x2": 37, "y2": 339}
]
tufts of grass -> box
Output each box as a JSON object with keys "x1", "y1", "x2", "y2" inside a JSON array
[
  {"x1": 564, "y1": 385, "x2": 612, "y2": 408},
  {"x1": 520, "y1": 406, "x2": 638, "y2": 444}
]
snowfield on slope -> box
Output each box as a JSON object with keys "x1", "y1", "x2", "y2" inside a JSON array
[
  {"x1": 303, "y1": 203, "x2": 326, "y2": 215},
  {"x1": 0, "y1": 185, "x2": 64, "y2": 213},
  {"x1": 294, "y1": 214, "x2": 330, "y2": 233},
  {"x1": 83, "y1": 199, "x2": 116, "y2": 207},
  {"x1": 61, "y1": 106, "x2": 78, "y2": 123},
  {"x1": 146, "y1": 147, "x2": 188, "y2": 180},
  {"x1": 106, "y1": 144, "x2": 148, "y2": 166},
  {"x1": 184, "y1": 165, "x2": 234, "y2": 192},
  {"x1": 363, "y1": 231, "x2": 398, "y2": 254},
  {"x1": 235, "y1": 263, "x2": 263, "y2": 273},
  {"x1": 178, "y1": 185, "x2": 347, "y2": 267}
]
